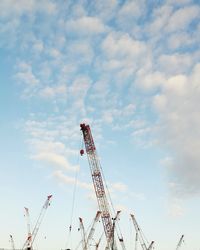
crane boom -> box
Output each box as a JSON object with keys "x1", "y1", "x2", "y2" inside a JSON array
[
  {"x1": 176, "y1": 235, "x2": 184, "y2": 250},
  {"x1": 86, "y1": 211, "x2": 101, "y2": 246},
  {"x1": 147, "y1": 241, "x2": 154, "y2": 250},
  {"x1": 24, "y1": 207, "x2": 32, "y2": 248},
  {"x1": 79, "y1": 217, "x2": 87, "y2": 250},
  {"x1": 9, "y1": 235, "x2": 15, "y2": 250},
  {"x1": 130, "y1": 214, "x2": 151, "y2": 250},
  {"x1": 80, "y1": 123, "x2": 114, "y2": 249}
]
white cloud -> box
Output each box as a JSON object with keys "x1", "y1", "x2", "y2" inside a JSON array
[
  {"x1": 68, "y1": 42, "x2": 94, "y2": 64},
  {"x1": 0, "y1": 0, "x2": 57, "y2": 17},
  {"x1": 168, "y1": 197, "x2": 184, "y2": 217},
  {"x1": 53, "y1": 170, "x2": 92, "y2": 190},
  {"x1": 110, "y1": 182, "x2": 128, "y2": 192},
  {"x1": 167, "y1": 32, "x2": 195, "y2": 50},
  {"x1": 136, "y1": 71, "x2": 166, "y2": 90},
  {"x1": 32, "y1": 39, "x2": 44, "y2": 53},
  {"x1": 148, "y1": 5, "x2": 173, "y2": 35},
  {"x1": 66, "y1": 16, "x2": 107, "y2": 36},
  {"x1": 165, "y1": 5, "x2": 200, "y2": 32},
  {"x1": 102, "y1": 33, "x2": 147, "y2": 59},
  {"x1": 118, "y1": 0, "x2": 145, "y2": 19},
  {"x1": 32, "y1": 152, "x2": 79, "y2": 172},
  {"x1": 154, "y1": 63, "x2": 200, "y2": 198},
  {"x1": 90, "y1": 0, "x2": 118, "y2": 21},
  {"x1": 167, "y1": 0, "x2": 192, "y2": 4},
  {"x1": 158, "y1": 53, "x2": 193, "y2": 75},
  {"x1": 116, "y1": 0, "x2": 146, "y2": 30},
  {"x1": 39, "y1": 84, "x2": 67, "y2": 99},
  {"x1": 15, "y1": 62, "x2": 39, "y2": 86}
]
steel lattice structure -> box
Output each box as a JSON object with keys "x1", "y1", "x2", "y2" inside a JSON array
[{"x1": 80, "y1": 124, "x2": 113, "y2": 247}]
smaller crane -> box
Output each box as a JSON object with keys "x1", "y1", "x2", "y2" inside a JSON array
[
  {"x1": 22, "y1": 195, "x2": 52, "y2": 250},
  {"x1": 86, "y1": 211, "x2": 101, "y2": 247},
  {"x1": 76, "y1": 211, "x2": 102, "y2": 250},
  {"x1": 130, "y1": 214, "x2": 154, "y2": 250},
  {"x1": 176, "y1": 235, "x2": 184, "y2": 250},
  {"x1": 9, "y1": 235, "x2": 15, "y2": 250},
  {"x1": 79, "y1": 217, "x2": 87, "y2": 250},
  {"x1": 24, "y1": 207, "x2": 32, "y2": 248}
]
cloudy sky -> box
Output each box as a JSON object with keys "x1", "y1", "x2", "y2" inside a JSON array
[{"x1": 0, "y1": 0, "x2": 200, "y2": 249}]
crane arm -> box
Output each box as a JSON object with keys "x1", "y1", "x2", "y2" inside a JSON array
[
  {"x1": 176, "y1": 235, "x2": 184, "y2": 250},
  {"x1": 22, "y1": 195, "x2": 52, "y2": 250},
  {"x1": 130, "y1": 214, "x2": 147, "y2": 250},
  {"x1": 9, "y1": 235, "x2": 15, "y2": 250},
  {"x1": 24, "y1": 207, "x2": 32, "y2": 248},
  {"x1": 86, "y1": 211, "x2": 101, "y2": 246},
  {"x1": 79, "y1": 217, "x2": 87, "y2": 250},
  {"x1": 147, "y1": 241, "x2": 154, "y2": 250}
]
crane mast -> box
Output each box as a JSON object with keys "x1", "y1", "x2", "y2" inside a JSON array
[{"x1": 80, "y1": 123, "x2": 114, "y2": 249}]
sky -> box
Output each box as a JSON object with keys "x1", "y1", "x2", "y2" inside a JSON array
[{"x1": 0, "y1": 0, "x2": 200, "y2": 249}]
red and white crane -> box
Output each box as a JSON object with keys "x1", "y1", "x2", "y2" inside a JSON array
[
  {"x1": 80, "y1": 123, "x2": 122, "y2": 249},
  {"x1": 22, "y1": 195, "x2": 52, "y2": 250}
]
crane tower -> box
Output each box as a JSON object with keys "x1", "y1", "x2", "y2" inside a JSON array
[{"x1": 80, "y1": 123, "x2": 114, "y2": 249}]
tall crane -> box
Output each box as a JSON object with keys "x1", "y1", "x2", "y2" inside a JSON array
[
  {"x1": 130, "y1": 214, "x2": 154, "y2": 250},
  {"x1": 80, "y1": 123, "x2": 118, "y2": 250},
  {"x1": 176, "y1": 235, "x2": 184, "y2": 250},
  {"x1": 22, "y1": 195, "x2": 52, "y2": 250}
]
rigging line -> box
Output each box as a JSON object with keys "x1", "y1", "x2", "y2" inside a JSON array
[
  {"x1": 65, "y1": 131, "x2": 83, "y2": 249},
  {"x1": 99, "y1": 160, "x2": 124, "y2": 243}
]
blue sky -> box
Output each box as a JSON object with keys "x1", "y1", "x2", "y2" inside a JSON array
[{"x1": 0, "y1": 0, "x2": 200, "y2": 249}]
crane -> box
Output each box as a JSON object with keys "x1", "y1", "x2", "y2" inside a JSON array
[
  {"x1": 79, "y1": 217, "x2": 87, "y2": 250},
  {"x1": 24, "y1": 207, "x2": 32, "y2": 248},
  {"x1": 9, "y1": 235, "x2": 15, "y2": 250},
  {"x1": 22, "y1": 195, "x2": 52, "y2": 250},
  {"x1": 76, "y1": 212, "x2": 101, "y2": 250},
  {"x1": 86, "y1": 211, "x2": 101, "y2": 247},
  {"x1": 130, "y1": 214, "x2": 154, "y2": 250},
  {"x1": 147, "y1": 241, "x2": 154, "y2": 250},
  {"x1": 176, "y1": 235, "x2": 184, "y2": 250},
  {"x1": 80, "y1": 123, "x2": 119, "y2": 250}
]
